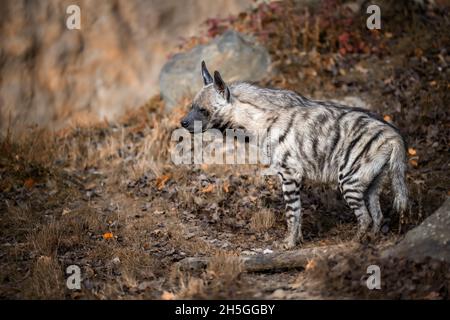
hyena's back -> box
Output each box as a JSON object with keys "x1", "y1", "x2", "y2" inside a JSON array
[{"x1": 275, "y1": 102, "x2": 408, "y2": 212}]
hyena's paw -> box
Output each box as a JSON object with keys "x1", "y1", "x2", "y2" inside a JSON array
[{"x1": 275, "y1": 236, "x2": 298, "y2": 250}]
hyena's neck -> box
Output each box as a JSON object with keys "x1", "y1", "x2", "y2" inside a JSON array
[
  {"x1": 223, "y1": 82, "x2": 306, "y2": 133},
  {"x1": 227, "y1": 100, "x2": 279, "y2": 134}
]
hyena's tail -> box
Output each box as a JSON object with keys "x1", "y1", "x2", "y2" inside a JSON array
[{"x1": 389, "y1": 140, "x2": 408, "y2": 213}]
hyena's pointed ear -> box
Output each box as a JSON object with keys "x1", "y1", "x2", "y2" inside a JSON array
[
  {"x1": 213, "y1": 71, "x2": 231, "y2": 102},
  {"x1": 201, "y1": 61, "x2": 213, "y2": 86}
]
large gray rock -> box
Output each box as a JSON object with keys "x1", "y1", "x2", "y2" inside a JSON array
[
  {"x1": 159, "y1": 30, "x2": 271, "y2": 110},
  {"x1": 383, "y1": 197, "x2": 450, "y2": 262}
]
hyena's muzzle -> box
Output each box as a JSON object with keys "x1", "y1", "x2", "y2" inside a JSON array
[{"x1": 180, "y1": 106, "x2": 210, "y2": 133}]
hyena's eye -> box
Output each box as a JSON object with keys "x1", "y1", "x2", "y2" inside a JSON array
[{"x1": 199, "y1": 108, "x2": 209, "y2": 117}]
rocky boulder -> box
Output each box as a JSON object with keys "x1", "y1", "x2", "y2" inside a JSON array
[
  {"x1": 383, "y1": 197, "x2": 450, "y2": 262},
  {"x1": 159, "y1": 30, "x2": 271, "y2": 110}
]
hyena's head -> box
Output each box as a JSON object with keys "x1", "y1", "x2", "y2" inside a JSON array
[{"x1": 180, "y1": 61, "x2": 232, "y2": 133}]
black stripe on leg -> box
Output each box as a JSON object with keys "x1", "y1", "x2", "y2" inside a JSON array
[
  {"x1": 283, "y1": 189, "x2": 298, "y2": 197},
  {"x1": 344, "y1": 195, "x2": 363, "y2": 202},
  {"x1": 347, "y1": 201, "x2": 363, "y2": 209},
  {"x1": 286, "y1": 204, "x2": 300, "y2": 212},
  {"x1": 342, "y1": 188, "x2": 363, "y2": 197},
  {"x1": 283, "y1": 180, "x2": 299, "y2": 187},
  {"x1": 341, "y1": 176, "x2": 360, "y2": 187},
  {"x1": 285, "y1": 197, "x2": 299, "y2": 204}
]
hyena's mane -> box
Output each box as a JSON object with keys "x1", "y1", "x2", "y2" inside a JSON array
[
  {"x1": 230, "y1": 82, "x2": 310, "y2": 111},
  {"x1": 229, "y1": 82, "x2": 406, "y2": 147}
]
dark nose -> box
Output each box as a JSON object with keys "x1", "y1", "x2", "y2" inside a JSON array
[{"x1": 181, "y1": 119, "x2": 189, "y2": 128}]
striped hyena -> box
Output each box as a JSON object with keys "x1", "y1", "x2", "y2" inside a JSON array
[{"x1": 180, "y1": 61, "x2": 408, "y2": 248}]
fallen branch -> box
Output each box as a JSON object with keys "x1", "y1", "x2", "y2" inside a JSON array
[{"x1": 177, "y1": 244, "x2": 348, "y2": 272}]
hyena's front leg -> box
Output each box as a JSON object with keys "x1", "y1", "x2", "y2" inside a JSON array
[{"x1": 278, "y1": 172, "x2": 302, "y2": 249}]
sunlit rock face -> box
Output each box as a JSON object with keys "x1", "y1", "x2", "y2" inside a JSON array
[{"x1": 0, "y1": 0, "x2": 251, "y2": 133}]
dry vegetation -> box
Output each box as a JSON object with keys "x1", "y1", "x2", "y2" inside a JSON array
[{"x1": 1, "y1": 0, "x2": 449, "y2": 299}]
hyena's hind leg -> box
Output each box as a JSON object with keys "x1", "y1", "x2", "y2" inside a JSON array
[
  {"x1": 278, "y1": 171, "x2": 303, "y2": 249},
  {"x1": 340, "y1": 181, "x2": 372, "y2": 240},
  {"x1": 365, "y1": 173, "x2": 386, "y2": 235}
]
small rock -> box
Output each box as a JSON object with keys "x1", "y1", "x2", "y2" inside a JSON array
[
  {"x1": 111, "y1": 257, "x2": 121, "y2": 264},
  {"x1": 269, "y1": 289, "x2": 287, "y2": 299}
]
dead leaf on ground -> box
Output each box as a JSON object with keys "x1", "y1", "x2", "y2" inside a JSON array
[
  {"x1": 409, "y1": 159, "x2": 419, "y2": 167},
  {"x1": 223, "y1": 181, "x2": 230, "y2": 193},
  {"x1": 24, "y1": 178, "x2": 35, "y2": 189},
  {"x1": 156, "y1": 174, "x2": 171, "y2": 190},
  {"x1": 383, "y1": 115, "x2": 392, "y2": 122},
  {"x1": 201, "y1": 184, "x2": 215, "y2": 193},
  {"x1": 103, "y1": 232, "x2": 114, "y2": 240},
  {"x1": 305, "y1": 259, "x2": 317, "y2": 271},
  {"x1": 161, "y1": 291, "x2": 175, "y2": 300},
  {"x1": 408, "y1": 148, "x2": 417, "y2": 156}
]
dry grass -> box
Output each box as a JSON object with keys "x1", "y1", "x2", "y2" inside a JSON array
[
  {"x1": 23, "y1": 255, "x2": 65, "y2": 299},
  {"x1": 250, "y1": 209, "x2": 276, "y2": 231}
]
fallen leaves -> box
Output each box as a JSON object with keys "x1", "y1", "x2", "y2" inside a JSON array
[
  {"x1": 161, "y1": 291, "x2": 176, "y2": 300},
  {"x1": 223, "y1": 181, "x2": 230, "y2": 193},
  {"x1": 24, "y1": 178, "x2": 35, "y2": 189},
  {"x1": 383, "y1": 115, "x2": 392, "y2": 122},
  {"x1": 408, "y1": 147, "x2": 419, "y2": 167},
  {"x1": 103, "y1": 232, "x2": 114, "y2": 240},
  {"x1": 156, "y1": 174, "x2": 171, "y2": 190},
  {"x1": 201, "y1": 184, "x2": 215, "y2": 193},
  {"x1": 409, "y1": 159, "x2": 419, "y2": 167},
  {"x1": 408, "y1": 148, "x2": 417, "y2": 156},
  {"x1": 305, "y1": 259, "x2": 317, "y2": 271}
]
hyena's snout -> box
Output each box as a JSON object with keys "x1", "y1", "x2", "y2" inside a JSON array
[
  {"x1": 180, "y1": 118, "x2": 189, "y2": 129},
  {"x1": 180, "y1": 110, "x2": 208, "y2": 133},
  {"x1": 180, "y1": 113, "x2": 195, "y2": 131}
]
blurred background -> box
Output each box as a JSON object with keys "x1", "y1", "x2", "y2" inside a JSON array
[{"x1": 0, "y1": 0, "x2": 253, "y2": 132}]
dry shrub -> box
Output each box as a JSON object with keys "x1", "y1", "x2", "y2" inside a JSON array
[
  {"x1": 113, "y1": 247, "x2": 159, "y2": 281},
  {"x1": 175, "y1": 276, "x2": 207, "y2": 299},
  {"x1": 57, "y1": 208, "x2": 104, "y2": 250},
  {"x1": 1, "y1": 126, "x2": 57, "y2": 168},
  {"x1": 171, "y1": 251, "x2": 244, "y2": 299},
  {"x1": 207, "y1": 252, "x2": 243, "y2": 284},
  {"x1": 250, "y1": 209, "x2": 275, "y2": 231},
  {"x1": 24, "y1": 256, "x2": 65, "y2": 299},
  {"x1": 28, "y1": 220, "x2": 63, "y2": 257}
]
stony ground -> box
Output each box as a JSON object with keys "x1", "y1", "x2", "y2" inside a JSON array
[{"x1": 0, "y1": 0, "x2": 449, "y2": 299}]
